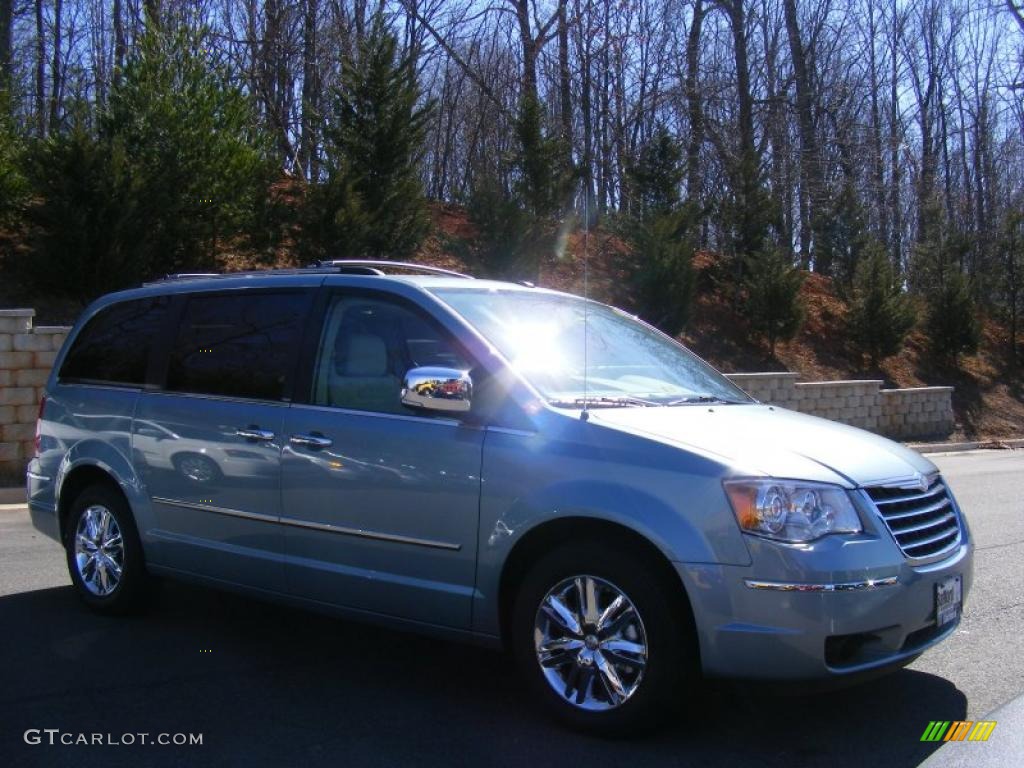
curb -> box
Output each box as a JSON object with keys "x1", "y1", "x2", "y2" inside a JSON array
[
  {"x1": 0, "y1": 487, "x2": 26, "y2": 505},
  {"x1": 907, "y1": 438, "x2": 1024, "y2": 454}
]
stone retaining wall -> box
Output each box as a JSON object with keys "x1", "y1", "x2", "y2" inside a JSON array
[
  {"x1": 0, "y1": 307, "x2": 956, "y2": 478},
  {"x1": 725, "y1": 372, "x2": 954, "y2": 440},
  {"x1": 0, "y1": 310, "x2": 71, "y2": 478}
]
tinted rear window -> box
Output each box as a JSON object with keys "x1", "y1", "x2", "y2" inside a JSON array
[
  {"x1": 166, "y1": 292, "x2": 309, "y2": 401},
  {"x1": 59, "y1": 297, "x2": 170, "y2": 386}
]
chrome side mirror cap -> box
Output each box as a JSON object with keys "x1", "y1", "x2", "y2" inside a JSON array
[{"x1": 401, "y1": 367, "x2": 472, "y2": 414}]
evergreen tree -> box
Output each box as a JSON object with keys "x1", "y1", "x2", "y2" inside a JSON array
[
  {"x1": 627, "y1": 125, "x2": 684, "y2": 220},
  {"x1": 815, "y1": 176, "x2": 868, "y2": 288},
  {"x1": 23, "y1": 28, "x2": 270, "y2": 300},
  {"x1": 913, "y1": 198, "x2": 980, "y2": 366},
  {"x1": 0, "y1": 91, "x2": 26, "y2": 224},
  {"x1": 466, "y1": 168, "x2": 530, "y2": 279},
  {"x1": 742, "y1": 246, "x2": 805, "y2": 356},
  {"x1": 847, "y1": 241, "x2": 916, "y2": 366},
  {"x1": 22, "y1": 126, "x2": 141, "y2": 302},
  {"x1": 630, "y1": 211, "x2": 696, "y2": 336},
  {"x1": 317, "y1": 16, "x2": 431, "y2": 259},
  {"x1": 1002, "y1": 209, "x2": 1024, "y2": 369},
  {"x1": 625, "y1": 128, "x2": 695, "y2": 336},
  {"x1": 925, "y1": 267, "x2": 980, "y2": 366},
  {"x1": 514, "y1": 94, "x2": 573, "y2": 220}
]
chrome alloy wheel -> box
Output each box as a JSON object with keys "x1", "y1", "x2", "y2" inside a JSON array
[
  {"x1": 73, "y1": 505, "x2": 124, "y2": 597},
  {"x1": 533, "y1": 575, "x2": 648, "y2": 711}
]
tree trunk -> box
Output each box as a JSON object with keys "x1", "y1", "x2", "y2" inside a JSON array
[
  {"x1": 300, "y1": 0, "x2": 320, "y2": 180},
  {"x1": 144, "y1": 0, "x2": 160, "y2": 29},
  {"x1": 34, "y1": 0, "x2": 46, "y2": 136},
  {"x1": 684, "y1": 0, "x2": 704, "y2": 211},
  {"x1": 0, "y1": 0, "x2": 12, "y2": 88},
  {"x1": 557, "y1": 0, "x2": 572, "y2": 149},
  {"x1": 888, "y1": 2, "x2": 903, "y2": 271},
  {"x1": 783, "y1": 0, "x2": 820, "y2": 271},
  {"x1": 867, "y1": 1, "x2": 888, "y2": 247},
  {"x1": 49, "y1": 0, "x2": 63, "y2": 131},
  {"x1": 113, "y1": 0, "x2": 126, "y2": 82},
  {"x1": 577, "y1": 0, "x2": 594, "y2": 206}
]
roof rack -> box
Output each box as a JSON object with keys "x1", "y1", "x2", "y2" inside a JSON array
[
  {"x1": 144, "y1": 261, "x2": 474, "y2": 286},
  {"x1": 314, "y1": 260, "x2": 474, "y2": 279}
]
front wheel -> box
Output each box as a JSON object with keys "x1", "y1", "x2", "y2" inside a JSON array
[{"x1": 511, "y1": 539, "x2": 697, "y2": 735}]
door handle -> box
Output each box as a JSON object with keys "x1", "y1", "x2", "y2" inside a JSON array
[
  {"x1": 290, "y1": 433, "x2": 333, "y2": 450},
  {"x1": 235, "y1": 427, "x2": 276, "y2": 442}
]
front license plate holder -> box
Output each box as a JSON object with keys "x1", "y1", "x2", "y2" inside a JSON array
[{"x1": 935, "y1": 574, "x2": 962, "y2": 628}]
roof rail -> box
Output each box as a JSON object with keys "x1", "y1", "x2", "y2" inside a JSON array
[
  {"x1": 143, "y1": 261, "x2": 474, "y2": 286},
  {"x1": 315, "y1": 260, "x2": 474, "y2": 279}
]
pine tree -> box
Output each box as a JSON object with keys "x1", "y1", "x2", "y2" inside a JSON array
[
  {"x1": 466, "y1": 168, "x2": 530, "y2": 279},
  {"x1": 625, "y1": 127, "x2": 695, "y2": 336},
  {"x1": 743, "y1": 246, "x2": 805, "y2": 357},
  {"x1": 317, "y1": 16, "x2": 431, "y2": 259},
  {"x1": 0, "y1": 90, "x2": 26, "y2": 224},
  {"x1": 925, "y1": 267, "x2": 980, "y2": 366},
  {"x1": 22, "y1": 27, "x2": 270, "y2": 300},
  {"x1": 627, "y1": 125, "x2": 684, "y2": 220},
  {"x1": 815, "y1": 176, "x2": 868, "y2": 288},
  {"x1": 1003, "y1": 209, "x2": 1024, "y2": 369},
  {"x1": 514, "y1": 93, "x2": 574, "y2": 220},
  {"x1": 848, "y1": 241, "x2": 916, "y2": 366},
  {"x1": 630, "y1": 211, "x2": 696, "y2": 336},
  {"x1": 913, "y1": 199, "x2": 980, "y2": 367}
]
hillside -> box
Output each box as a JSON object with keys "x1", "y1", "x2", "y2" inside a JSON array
[{"x1": 414, "y1": 205, "x2": 1023, "y2": 440}]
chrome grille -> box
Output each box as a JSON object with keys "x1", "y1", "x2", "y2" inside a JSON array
[{"x1": 865, "y1": 476, "x2": 961, "y2": 561}]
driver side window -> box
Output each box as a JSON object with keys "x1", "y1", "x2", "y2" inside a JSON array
[{"x1": 312, "y1": 294, "x2": 469, "y2": 415}]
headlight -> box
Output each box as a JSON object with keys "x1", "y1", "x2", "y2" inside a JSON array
[{"x1": 723, "y1": 479, "x2": 862, "y2": 543}]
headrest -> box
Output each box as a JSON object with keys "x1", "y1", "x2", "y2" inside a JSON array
[{"x1": 340, "y1": 333, "x2": 388, "y2": 377}]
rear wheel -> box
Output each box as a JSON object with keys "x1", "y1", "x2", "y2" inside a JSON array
[
  {"x1": 511, "y1": 539, "x2": 697, "y2": 735},
  {"x1": 64, "y1": 484, "x2": 150, "y2": 614}
]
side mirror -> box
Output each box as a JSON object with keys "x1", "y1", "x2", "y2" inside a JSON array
[{"x1": 401, "y1": 367, "x2": 473, "y2": 414}]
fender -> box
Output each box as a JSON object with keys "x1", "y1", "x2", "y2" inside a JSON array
[
  {"x1": 56, "y1": 439, "x2": 157, "y2": 550},
  {"x1": 472, "y1": 475, "x2": 752, "y2": 636}
]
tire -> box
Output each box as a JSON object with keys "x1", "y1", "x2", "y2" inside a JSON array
[
  {"x1": 172, "y1": 452, "x2": 222, "y2": 484},
  {"x1": 511, "y1": 538, "x2": 697, "y2": 735},
  {"x1": 64, "y1": 483, "x2": 151, "y2": 615}
]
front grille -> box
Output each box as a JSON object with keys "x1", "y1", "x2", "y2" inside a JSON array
[{"x1": 865, "y1": 476, "x2": 961, "y2": 561}]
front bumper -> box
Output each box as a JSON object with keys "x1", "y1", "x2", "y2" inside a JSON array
[{"x1": 676, "y1": 530, "x2": 973, "y2": 681}]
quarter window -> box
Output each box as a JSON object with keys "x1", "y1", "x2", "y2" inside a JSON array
[
  {"x1": 312, "y1": 295, "x2": 469, "y2": 414},
  {"x1": 59, "y1": 297, "x2": 170, "y2": 386},
  {"x1": 166, "y1": 292, "x2": 309, "y2": 401}
]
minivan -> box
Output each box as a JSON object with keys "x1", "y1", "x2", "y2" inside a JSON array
[{"x1": 27, "y1": 260, "x2": 972, "y2": 733}]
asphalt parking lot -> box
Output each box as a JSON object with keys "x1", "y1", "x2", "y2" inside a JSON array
[{"x1": 1, "y1": 450, "x2": 1021, "y2": 768}]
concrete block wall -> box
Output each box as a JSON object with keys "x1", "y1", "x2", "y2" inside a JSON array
[
  {"x1": 878, "y1": 387, "x2": 957, "y2": 439},
  {"x1": 725, "y1": 372, "x2": 954, "y2": 440},
  {"x1": 0, "y1": 310, "x2": 71, "y2": 479}
]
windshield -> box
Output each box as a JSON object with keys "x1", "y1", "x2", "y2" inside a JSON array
[{"x1": 430, "y1": 288, "x2": 751, "y2": 407}]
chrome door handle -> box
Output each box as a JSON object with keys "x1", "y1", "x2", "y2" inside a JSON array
[
  {"x1": 289, "y1": 433, "x2": 333, "y2": 449},
  {"x1": 235, "y1": 427, "x2": 276, "y2": 442}
]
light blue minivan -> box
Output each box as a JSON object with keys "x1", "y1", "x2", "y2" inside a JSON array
[{"x1": 27, "y1": 261, "x2": 972, "y2": 733}]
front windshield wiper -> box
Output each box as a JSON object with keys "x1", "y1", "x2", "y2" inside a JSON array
[
  {"x1": 665, "y1": 395, "x2": 747, "y2": 406},
  {"x1": 550, "y1": 395, "x2": 660, "y2": 408}
]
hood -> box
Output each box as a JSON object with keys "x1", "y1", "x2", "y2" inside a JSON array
[{"x1": 586, "y1": 404, "x2": 936, "y2": 487}]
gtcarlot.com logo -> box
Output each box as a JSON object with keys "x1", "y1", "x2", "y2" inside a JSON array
[
  {"x1": 920, "y1": 720, "x2": 997, "y2": 742},
  {"x1": 24, "y1": 729, "x2": 203, "y2": 746}
]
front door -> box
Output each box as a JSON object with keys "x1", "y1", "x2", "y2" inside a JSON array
[{"x1": 280, "y1": 290, "x2": 483, "y2": 628}]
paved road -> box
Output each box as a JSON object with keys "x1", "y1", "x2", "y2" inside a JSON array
[{"x1": 1, "y1": 451, "x2": 1021, "y2": 768}]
